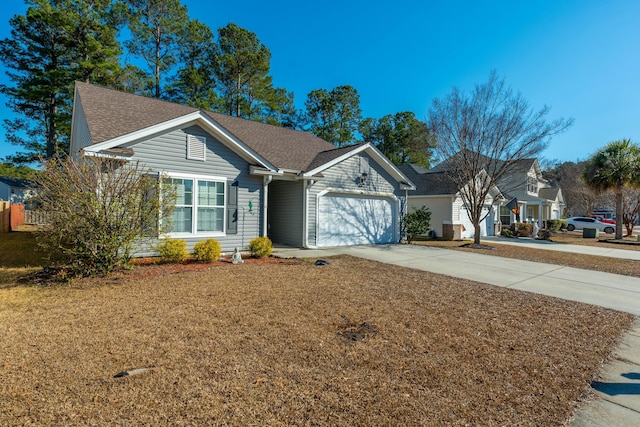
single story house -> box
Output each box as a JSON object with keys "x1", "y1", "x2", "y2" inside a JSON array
[
  {"x1": 0, "y1": 176, "x2": 36, "y2": 205},
  {"x1": 70, "y1": 82, "x2": 415, "y2": 252},
  {"x1": 399, "y1": 164, "x2": 503, "y2": 239}
]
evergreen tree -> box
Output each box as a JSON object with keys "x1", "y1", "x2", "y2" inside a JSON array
[
  {"x1": 167, "y1": 19, "x2": 219, "y2": 109},
  {"x1": 583, "y1": 139, "x2": 640, "y2": 240},
  {"x1": 124, "y1": 0, "x2": 189, "y2": 99},
  {"x1": 360, "y1": 112, "x2": 433, "y2": 167},
  {"x1": 214, "y1": 23, "x2": 294, "y2": 124},
  {"x1": 304, "y1": 85, "x2": 362, "y2": 147},
  {"x1": 0, "y1": 0, "x2": 123, "y2": 162}
]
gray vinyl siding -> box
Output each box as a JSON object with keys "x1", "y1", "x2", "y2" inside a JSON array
[
  {"x1": 129, "y1": 125, "x2": 263, "y2": 253},
  {"x1": 70, "y1": 97, "x2": 92, "y2": 158},
  {"x1": 268, "y1": 180, "x2": 303, "y2": 247},
  {"x1": 307, "y1": 153, "x2": 400, "y2": 247}
]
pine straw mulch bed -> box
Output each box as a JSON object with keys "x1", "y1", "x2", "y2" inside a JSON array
[
  {"x1": 415, "y1": 234, "x2": 640, "y2": 278},
  {"x1": 0, "y1": 255, "x2": 634, "y2": 426}
]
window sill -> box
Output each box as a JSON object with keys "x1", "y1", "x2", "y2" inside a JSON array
[{"x1": 162, "y1": 232, "x2": 226, "y2": 239}]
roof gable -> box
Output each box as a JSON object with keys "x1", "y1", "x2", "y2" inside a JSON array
[{"x1": 304, "y1": 143, "x2": 415, "y2": 189}]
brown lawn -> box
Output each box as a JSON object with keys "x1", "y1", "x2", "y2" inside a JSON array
[
  {"x1": 415, "y1": 231, "x2": 640, "y2": 278},
  {"x1": 0, "y1": 255, "x2": 634, "y2": 426}
]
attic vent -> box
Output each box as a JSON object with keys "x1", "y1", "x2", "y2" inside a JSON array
[{"x1": 187, "y1": 135, "x2": 206, "y2": 161}]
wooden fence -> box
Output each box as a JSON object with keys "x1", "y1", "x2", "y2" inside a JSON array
[
  {"x1": 0, "y1": 201, "x2": 9, "y2": 232},
  {"x1": 0, "y1": 202, "x2": 49, "y2": 232}
]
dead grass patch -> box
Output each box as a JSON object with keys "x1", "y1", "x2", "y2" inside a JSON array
[
  {"x1": 416, "y1": 238, "x2": 640, "y2": 277},
  {"x1": 550, "y1": 231, "x2": 640, "y2": 249},
  {"x1": 0, "y1": 256, "x2": 633, "y2": 426}
]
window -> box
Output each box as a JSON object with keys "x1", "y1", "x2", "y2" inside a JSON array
[
  {"x1": 526, "y1": 176, "x2": 538, "y2": 194},
  {"x1": 499, "y1": 206, "x2": 511, "y2": 225},
  {"x1": 167, "y1": 174, "x2": 225, "y2": 235},
  {"x1": 187, "y1": 135, "x2": 206, "y2": 161},
  {"x1": 197, "y1": 180, "x2": 224, "y2": 232}
]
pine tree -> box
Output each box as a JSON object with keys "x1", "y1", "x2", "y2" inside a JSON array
[
  {"x1": 0, "y1": 0, "x2": 123, "y2": 162},
  {"x1": 124, "y1": 0, "x2": 189, "y2": 99}
]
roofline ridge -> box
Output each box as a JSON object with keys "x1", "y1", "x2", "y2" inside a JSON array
[{"x1": 75, "y1": 81, "x2": 199, "y2": 112}]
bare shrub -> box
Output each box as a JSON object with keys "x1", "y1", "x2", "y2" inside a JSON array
[{"x1": 35, "y1": 156, "x2": 175, "y2": 276}]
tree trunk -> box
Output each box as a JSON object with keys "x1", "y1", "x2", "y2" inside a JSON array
[
  {"x1": 615, "y1": 187, "x2": 623, "y2": 240},
  {"x1": 474, "y1": 223, "x2": 481, "y2": 245}
]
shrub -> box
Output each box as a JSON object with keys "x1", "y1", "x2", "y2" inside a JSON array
[
  {"x1": 501, "y1": 229, "x2": 513, "y2": 237},
  {"x1": 546, "y1": 219, "x2": 567, "y2": 232},
  {"x1": 157, "y1": 238, "x2": 188, "y2": 263},
  {"x1": 248, "y1": 237, "x2": 273, "y2": 258},
  {"x1": 404, "y1": 206, "x2": 431, "y2": 244},
  {"x1": 193, "y1": 239, "x2": 222, "y2": 263},
  {"x1": 513, "y1": 222, "x2": 533, "y2": 237},
  {"x1": 35, "y1": 156, "x2": 176, "y2": 276}
]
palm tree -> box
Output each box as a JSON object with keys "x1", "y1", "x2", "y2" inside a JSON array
[{"x1": 583, "y1": 139, "x2": 640, "y2": 239}]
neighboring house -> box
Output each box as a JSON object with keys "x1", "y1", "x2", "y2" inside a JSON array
[
  {"x1": 0, "y1": 176, "x2": 36, "y2": 206},
  {"x1": 399, "y1": 164, "x2": 503, "y2": 239},
  {"x1": 498, "y1": 159, "x2": 565, "y2": 228},
  {"x1": 70, "y1": 82, "x2": 415, "y2": 252}
]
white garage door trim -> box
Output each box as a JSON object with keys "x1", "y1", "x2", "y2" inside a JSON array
[{"x1": 316, "y1": 191, "x2": 397, "y2": 247}]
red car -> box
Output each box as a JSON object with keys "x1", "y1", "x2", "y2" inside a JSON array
[{"x1": 592, "y1": 216, "x2": 616, "y2": 224}]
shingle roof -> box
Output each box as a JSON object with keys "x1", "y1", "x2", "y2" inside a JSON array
[
  {"x1": 203, "y1": 110, "x2": 335, "y2": 172},
  {"x1": 538, "y1": 187, "x2": 560, "y2": 201},
  {"x1": 76, "y1": 82, "x2": 198, "y2": 144},
  {"x1": 397, "y1": 164, "x2": 460, "y2": 195},
  {"x1": 75, "y1": 82, "x2": 336, "y2": 172},
  {"x1": 305, "y1": 144, "x2": 364, "y2": 172},
  {"x1": 0, "y1": 176, "x2": 34, "y2": 188}
]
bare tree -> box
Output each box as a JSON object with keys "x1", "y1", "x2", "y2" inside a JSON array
[
  {"x1": 543, "y1": 160, "x2": 599, "y2": 216},
  {"x1": 428, "y1": 71, "x2": 572, "y2": 244}
]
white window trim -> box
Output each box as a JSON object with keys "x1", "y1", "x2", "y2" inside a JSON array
[
  {"x1": 187, "y1": 134, "x2": 207, "y2": 161},
  {"x1": 164, "y1": 172, "x2": 227, "y2": 238}
]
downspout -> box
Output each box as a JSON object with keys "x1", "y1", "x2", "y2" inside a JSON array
[
  {"x1": 403, "y1": 188, "x2": 408, "y2": 241},
  {"x1": 302, "y1": 179, "x2": 315, "y2": 248},
  {"x1": 262, "y1": 175, "x2": 272, "y2": 237}
]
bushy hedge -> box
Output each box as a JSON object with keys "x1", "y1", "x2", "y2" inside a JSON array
[
  {"x1": 404, "y1": 206, "x2": 431, "y2": 244},
  {"x1": 513, "y1": 223, "x2": 533, "y2": 237},
  {"x1": 248, "y1": 237, "x2": 273, "y2": 258},
  {"x1": 193, "y1": 239, "x2": 222, "y2": 263},
  {"x1": 546, "y1": 219, "x2": 567, "y2": 232},
  {"x1": 157, "y1": 238, "x2": 188, "y2": 263}
]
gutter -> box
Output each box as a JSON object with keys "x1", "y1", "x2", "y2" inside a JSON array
[{"x1": 262, "y1": 175, "x2": 272, "y2": 237}]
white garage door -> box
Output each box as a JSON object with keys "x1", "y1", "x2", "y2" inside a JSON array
[
  {"x1": 318, "y1": 194, "x2": 396, "y2": 247},
  {"x1": 459, "y1": 206, "x2": 493, "y2": 238}
]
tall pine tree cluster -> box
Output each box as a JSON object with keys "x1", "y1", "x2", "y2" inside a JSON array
[{"x1": 0, "y1": 0, "x2": 434, "y2": 168}]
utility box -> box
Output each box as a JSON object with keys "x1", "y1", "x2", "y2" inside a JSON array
[
  {"x1": 583, "y1": 228, "x2": 599, "y2": 238},
  {"x1": 442, "y1": 223, "x2": 462, "y2": 241}
]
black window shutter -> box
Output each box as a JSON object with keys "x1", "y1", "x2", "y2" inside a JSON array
[{"x1": 227, "y1": 180, "x2": 238, "y2": 234}]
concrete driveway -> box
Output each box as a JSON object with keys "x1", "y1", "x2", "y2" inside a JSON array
[{"x1": 273, "y1": 243, "x2": 640, "y2": 426}]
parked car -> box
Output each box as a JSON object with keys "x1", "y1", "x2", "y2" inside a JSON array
[
  {"x1": 592, "y1": 215, "x2": 616, "y2": 224},
  {"x1": 566, "y1": 217, "x2": 615, "y2": 234}
]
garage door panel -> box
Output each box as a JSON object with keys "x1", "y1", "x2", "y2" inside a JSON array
[
  {"x1": 459, "y1": 206, "x2": 493, "y2": 238},
  {"x1": 318, "y1": 194, "x2": 395, "y2": 247}
]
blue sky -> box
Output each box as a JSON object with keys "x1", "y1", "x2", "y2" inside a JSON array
[{"x1": 1, "y1": 0, "x2": 639, "y2": 164}]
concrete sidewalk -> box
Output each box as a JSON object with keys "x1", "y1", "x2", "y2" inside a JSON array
[{"x1": 273, "y1": 244, "x2": 640, "y2": 426}]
